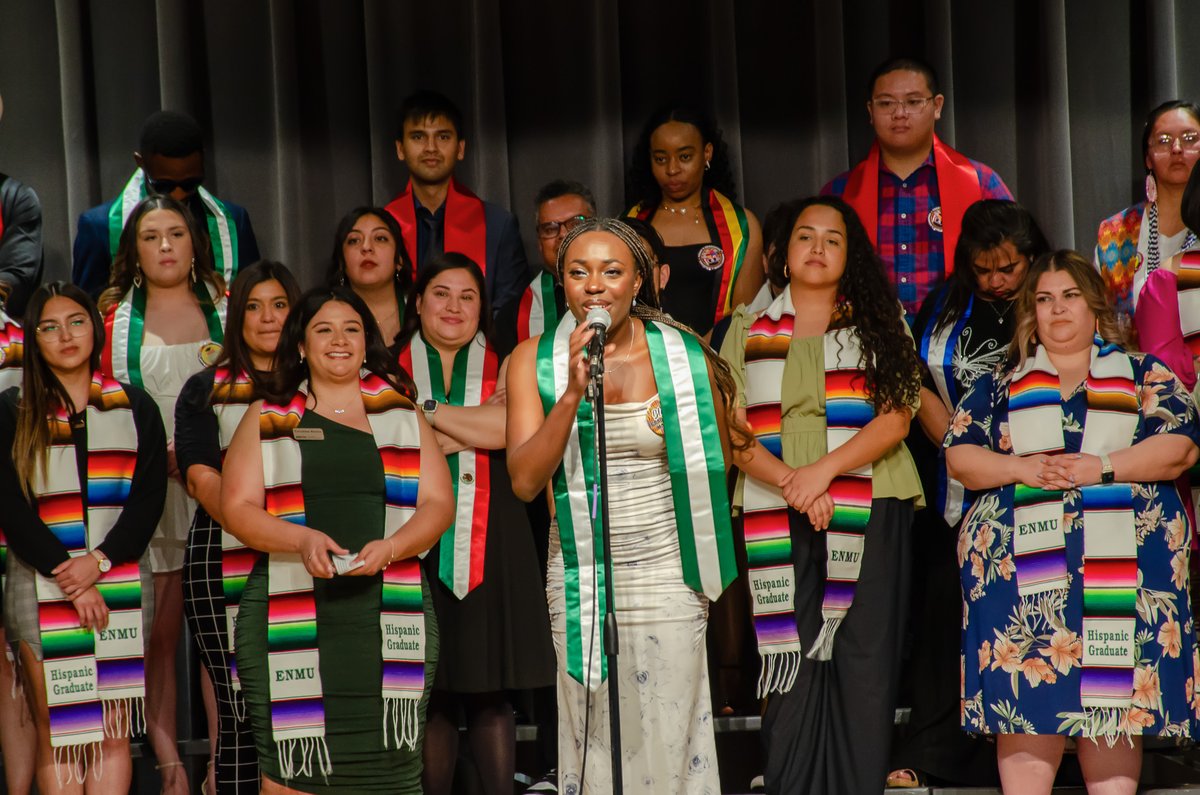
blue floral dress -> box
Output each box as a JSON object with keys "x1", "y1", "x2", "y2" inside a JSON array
[{"x1": 946, "y1": 351, "x2": 1200, "y2": 738}]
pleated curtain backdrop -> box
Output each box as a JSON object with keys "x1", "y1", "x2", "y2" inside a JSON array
[{"x1": 1, "y1": 0, "x2": 1197, "y2": 289}]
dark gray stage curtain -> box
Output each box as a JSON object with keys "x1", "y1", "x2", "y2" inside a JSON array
[{"x1": 0, "y1": 0, "x2": 1196, "y2": 288}]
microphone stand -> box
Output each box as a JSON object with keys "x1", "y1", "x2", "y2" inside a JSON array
[{"x1": 587, "y1": 336, "x2": 623, "y2": 793}]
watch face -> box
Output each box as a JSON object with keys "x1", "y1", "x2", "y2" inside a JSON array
[
  {"x1": 98, "y1": 558, "x2": 112, "y2": 572},
  {"x1": 423, "y1": 399, "x2": 437, "y2": 412}
]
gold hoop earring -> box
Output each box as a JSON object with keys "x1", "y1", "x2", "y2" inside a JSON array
[{"x1": 783, "y1": 264, "x2": 790, "y2": 279}]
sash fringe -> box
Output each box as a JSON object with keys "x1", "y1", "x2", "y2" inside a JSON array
[
  {"x1": 807, "y1": 617, "x2": 842, "y2": 661},
  {"x1": 232, "y1": 688, "x2": 247, "y2": 722},
  {"x1": 756, "y1": 651, "x2": 801, "y2": 697},
  {"x1": 383, "y1": 696, "x2": 420, "y2": 750},
  {"x1": 277, "y1": 736, "x2": 332, "y2": 783},
  {"x1": 53, "y1": 741, "x2": 99, "y2": 787},
  {"x1": 1083, "y1": 706, "x2": 1134, "y2": 745},
  {"x1": 103, "y1": 696, "x2": 145, "y2": 738}
]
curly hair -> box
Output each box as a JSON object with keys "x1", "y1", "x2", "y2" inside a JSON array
[
  {"x1": 556, "y1": 217, "x2": 752, "y2": 450},
  {"x1": 765, "y1": 196, "x2": 922, "y2": 414},
  {"x1": 626, "y1": 107, "x2": 737, "y2": 211}
]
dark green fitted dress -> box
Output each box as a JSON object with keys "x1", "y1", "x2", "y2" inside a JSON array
[{"x1": 236, "y1": 413, "x2": 439, "y2": 793}]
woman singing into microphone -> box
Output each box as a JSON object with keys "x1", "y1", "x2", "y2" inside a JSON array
[{"x1": 507, "y1": 217, "x2": 744, "y2": 792}]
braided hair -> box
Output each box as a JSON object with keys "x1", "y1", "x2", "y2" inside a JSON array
[{"x1": 556, "y1": 217, "x2": 752, "y2": 450}]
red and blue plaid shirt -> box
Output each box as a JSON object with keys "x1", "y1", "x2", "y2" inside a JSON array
[{"x1": 822, "y1": 151, "x2": 1012, "y2": 319}]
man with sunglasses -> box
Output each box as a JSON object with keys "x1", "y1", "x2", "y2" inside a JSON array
[
  {"x1": 821, "y1": 56, "x2": 1011, "y2": 321},
  {"x1": 493, "y1": 179, "x2": 594, "y2": 359},
  {"x1": 72, "y1": 110, "x2": 259, "y2": 298},
  {"x1": 385, "y1": 90, "x2": 529, "y2": 312}
]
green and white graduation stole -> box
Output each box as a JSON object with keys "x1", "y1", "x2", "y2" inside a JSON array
[
  {"x1": 516, "y1": 271, "x2": 562, "y2": 344},
  {"x1": 1007, "y1": 340, "x2": 1139, "y2": 715},
  {"x1": 742, "y1": 289, "x2": 874, "y2": 693},
  {"x1": 211, "y1": 368, "x2": 257, "y2": 706},
  {"x1": 260, "y1": 374, "x2": 425, "y2": 780},
  {"x1": 101, "y1": 283, "x2": 226, "y2": 388},
  {"x1": 536, "y1": 313, "x2": 736, "y2": 690},
  {"x1": 108, "y1": 168, "x2": 241, "y2": 283},
  {"x1": 398, "y1": 332, "x2": 496, "y2": 597},
  {"x1": 34, "y1": 373, "x2": 142, "y2": 778}
]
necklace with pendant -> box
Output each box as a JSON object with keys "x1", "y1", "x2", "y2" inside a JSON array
[
  {"x1": 985, "y1": 298, "x2": 1014, "y2": 325},
  {"x1": 662, "y1": 201, "x2": 702, "y2": 225}
]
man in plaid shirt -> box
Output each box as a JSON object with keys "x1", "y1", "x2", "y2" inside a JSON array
[{"x1": 822, "y1": 57, "x2": 1012, "y2": 320}]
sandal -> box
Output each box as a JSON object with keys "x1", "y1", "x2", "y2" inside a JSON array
[{"x1": 886, "y1": 768, "x2": 923, "y2": 788}]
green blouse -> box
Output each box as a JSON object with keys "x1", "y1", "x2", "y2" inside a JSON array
[{"x1": 719, "y1": 305, "x2": 925, "y2": 508}]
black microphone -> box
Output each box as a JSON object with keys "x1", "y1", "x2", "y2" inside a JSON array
[{"x1": 585, "y1": 307, "x2": 612, "y2": 378}]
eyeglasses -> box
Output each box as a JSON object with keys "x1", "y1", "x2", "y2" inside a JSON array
[
  {"x1": 148, "y1": 177, "x2": 203, "y2": 195},
  {"x1": 35, "y1": 317, "x2": 91, "y2": 337},
  {"x1": 536, "y1": 215, "x2": 588, "y2": 239},
  {"x1": 1149, "y1": 132, "x2": 1200, "y2": 154},
  {"x1": 871, "y1": 97, "x2": 935, "y2": 116}
]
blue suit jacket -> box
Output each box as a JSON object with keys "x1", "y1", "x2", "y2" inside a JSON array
[{"x1": 73, "y1": 195, "x2": 260, "y2": 299}]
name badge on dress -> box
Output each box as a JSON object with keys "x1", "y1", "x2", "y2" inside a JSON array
[{"x1": 293, "y1": 427, "x2": 325, "y2": 441}]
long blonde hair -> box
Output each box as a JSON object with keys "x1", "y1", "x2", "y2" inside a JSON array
[{"x1": 1009, "y1": 249, "x2": 1128, "y2": 369}]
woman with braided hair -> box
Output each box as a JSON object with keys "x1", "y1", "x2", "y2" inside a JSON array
[
  {"x1": 507, "y1": 217, "x2": 743, "y2": 792},
  {"x1": 719, "y1": 195, "x2": 924, "y2": 793}
]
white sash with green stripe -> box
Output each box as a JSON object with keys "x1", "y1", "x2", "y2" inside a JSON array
[
  {"x1": 106, "y1": 284, "x2": 226, "y2": 388},
  {"x1": 109, "y1": 169, "x2": 240, "y2": 283},
  {"x1": 538, "y1": 314, "x2": 736, "y2": 689}
]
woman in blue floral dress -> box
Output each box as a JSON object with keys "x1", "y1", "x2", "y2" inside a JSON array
[{"x1": 946, "y1": 250, "x2": 1200, "y2": 792}]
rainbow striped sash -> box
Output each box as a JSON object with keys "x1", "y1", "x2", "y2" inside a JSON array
[
  {"x1": 628, "y1": 187, "x2": 749, "y2": 326},
  {"x1": 259, "y1": 374, "x2": 424, "y2": 779},
  {"x1": 742, "y1": 290, "x2": 875, "y2": 691},
  {"x1": 211, "y1": 368, "x2": 257, "y2": 704},
  {"x1": 515, "y1": 270, "x2": 562, "y2": 345},
  {"x1": 536, "y1": 314, "x2": 736, "y2": 689},
  {"x1": 108, "y1": 169, "x2": 241, "y2": 283},
  {"x1": 1007, "y1": 340, "x2": 1139, "y2": 717},
  {"x1": 399, "y1": 332, "x2": 496, "y2": 598},
  {"x1": 0, "y1": 307, "x2": 22, "y2": 394},
  {"x1": 33, "y1": 374, "x2": 141, "y2": 777}
]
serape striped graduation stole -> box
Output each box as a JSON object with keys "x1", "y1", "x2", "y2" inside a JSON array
[
  {"x1": 1176, "y1": 251, "x2": 1200, "y2": 365},
  {"x1": 1007, "y1": 340, "x2": 1139, "y2": 715},
  {"x1": 628, "y1": 186, "x2": 750, "y2": 326},
  {"x1": 742, "y1": 289, "x2": 875, "y2": 691},
  {"x1": 101, "y1": 283, "x2": 225, "y2": 388},
  {"x1": 0, "y1": 307, "x2": 22, "y2": 394},
  {"x1": 399, "y1": 332, "x2": 496, "y2": 598},
  {"x1": 211, "y1": 368, "x2": 257, "y2": 702},
  {"x1": 515, "y1": 270, "x2": 562, "y2": 345},
  {"x1": 536, "y1": 314, "x2": 736, "y2": 690},
  {"x1": 259, "y1": 374, "x2": 425, "y2": 779},
  {"x1": 33, "y1": 373, "x2": 141, "y2": 775},
  {"x1": 918, "y1": 294, "x2": 975, "y2": 526},
  {"x1": 107, "y1": 168, "x2": 242, "y2": 283}
]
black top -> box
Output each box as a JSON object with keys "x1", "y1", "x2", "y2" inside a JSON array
[
  {"x1": 0, "y1": 384, "x2": 167, "y2": 576},
  {"x1": 661, "y1": 242, "x2": 722, "y2": 336},
  {"x1": 175, "y1": 367, "x2": 223, "y2": 478},
  {"x1": 0, "y1": 174, "x2": 45, "y2": 317}
]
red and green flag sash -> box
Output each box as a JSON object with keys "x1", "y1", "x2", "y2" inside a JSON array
[
  {"x1": 0, "y1": 307, "x2": 22, "y2": 394},
  {"x1": 628, "y1": 187, "x2": 749, "y2": 326},
  {"x1": 842, "y1": 135, "x2": 982, "y2": 277},
  {"x1": 259, "y1": 374, "x2": 425, "y2": 779},
  {"x1": 515, "y1": 270, "x2": 562, "y2": 345},
  {"x1": 742, "y1": 289, "x2": 875, "y2": 691},
  {"x1": 101, "y1": 284, "x2": 225, "y2": 388},
  {"x1": 211, "y1": 368, "x2": 257, "y2": 702},
  {"x1": 107, "y1": 169, "x2": 241, "y2": 283},
  {"x1": 536, "y1": 314, "x2": 736, "y2": 689},
  {"x1": 399, "y1": 332, "x2": 496, "y2": 598},
  {"x1": 1005, "y1": 340, "x2": 1139, "y2": 719},
  {"x1": 34, "y1": 373, "x2": 142, "y2": 775},
  {"x1": 385, "y1": 178, "x2": 487, "y2": 274}
]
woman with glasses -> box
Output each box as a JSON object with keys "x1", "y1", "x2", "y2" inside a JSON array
[
  {"x1": 326, "y1": 207, "x2": 414, "y2": 354},
  {"x1": 626, "y1": 107, "x2": 763, "y2": 338},
  {"x1": 99, "y1": 194, "x2": 227, "y2": 794},
  {"x1": 1, "y1": 282, "x2": 167, "y2": 794},
  {"x1": 1096, "y1": 101, "x2": 1200, "y2": 334}
]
